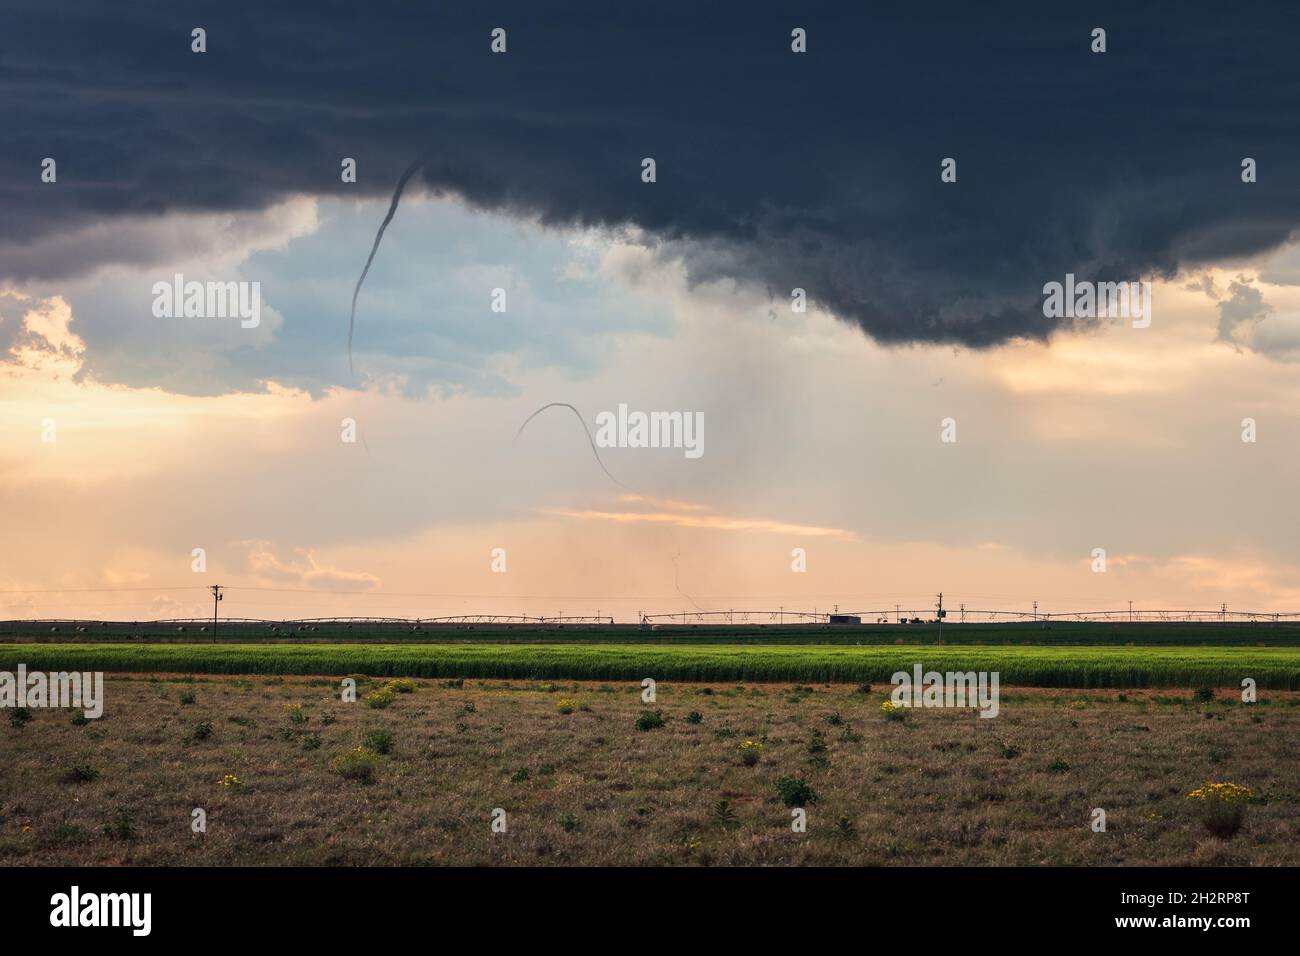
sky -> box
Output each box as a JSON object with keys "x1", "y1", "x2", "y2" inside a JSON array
[{"x1": 2, "y1": 2, "x2": 1299, "y2": 622}]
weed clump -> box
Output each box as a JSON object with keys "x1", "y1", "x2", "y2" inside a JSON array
[
  {"x1": 1188, "y1": 782, "x2": 1253, "y2": 839},
  {"x1": 636, "y1": 710, "x2": 665, "y2": 731},
  {"x1": 365, "y1": 687, "x2": 396, "y2": 709},
  {"x1": 332, "y1": 747, "x2": 381, "y2": 783},
  {"x1": 775, "y1": 776, "x2": 817, "y2": 808},
  {"x1": 102, "y1": 808, "x2": 135, "y2": 841},
  {"x1": 62, "y1": 764, "x2": 100, "y2": 784}
]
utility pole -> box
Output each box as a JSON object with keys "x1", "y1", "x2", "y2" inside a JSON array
[
  {"x1": 1032, "y1": 600, "x2": 1038, "y2": 622},
  {"x1": 960, "y1": 602, "x2": 966, "y2": 624},
  {"x1": 936, "y1": 592, "x2": 944, "y2": 639},
  {"x1": 1128, "y1": 600, "x2": 1132, "y2": 623},
  {"x1": 1221, "y1": 603, "x2": 1227, "y2": 624},
  {"x1": 210, "y1": 584, "x2": 223, "y2": 643},
  {"x1": 895, "y1": 604, "x2": 900, "y2": 624}
]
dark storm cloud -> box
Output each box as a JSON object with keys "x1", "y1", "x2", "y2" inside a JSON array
[{"x1": 3, "y1": 0, "x2": 1300, "y2": 348}]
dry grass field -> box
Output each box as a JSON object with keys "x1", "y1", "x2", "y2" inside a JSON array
[{"x1": 3, "y1": 674, "x2": 1298, "y2": 866}]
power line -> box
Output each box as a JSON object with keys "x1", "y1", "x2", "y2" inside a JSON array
[{"x1": 0, "y1": 586, "x2": 210, "y2": 594}]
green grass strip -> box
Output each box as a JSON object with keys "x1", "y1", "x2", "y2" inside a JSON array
[{"x1": 1, "y1": 643, "x2": 1298, "y2": 688}]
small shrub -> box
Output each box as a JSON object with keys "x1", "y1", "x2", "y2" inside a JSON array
[
  {"x1": 999, "y1": 743, "x2": 1022, "y2": 760},
  {"x1": 836, "y1": 816, "x2": 857, "y2": 839},
  {"x1": 187, "y1": 720, "x2": 214, "y2": 743},
  {"x1": 102, "y1": 808, "x2": 135, "y2": 841},
  {"x1": 1047, "y1": 758, "x2": 1071, "y2": 774},
  {"x1": 217, "y1": 773, "x2": 242, "y2": 790},
  {"x1": 636, "y1": 710, "x2": 665, "y2": 731},
  {"x1": 365, "y1": 687, "x2": 396, "y2": 709},
  {"x1": 1188, "y1": 782, "x2": 1253, "y2": 839},
  {"x1": 712, "y1": 800, "x2": 739, "y2": 829},
  {"x1": 824, "y1": 711, "x2": 844, "y2": 726},
  {"x1": 1193, "y1": 687, "x2": 1215, "y2": 704},
  {"x1": 441, "y1": 679, "x2": 464, "y2": 689},
  {"x1": 70, "y1": 713, "x2": 90, "y2": 727},
  {"x1": 458, "y1": 702, "x2": 476, "y2": 715},
  {"x1": 715, "y1": 725, "x2": 736, "y2": 739},
  {"x1": 8, "y1": 707, "x2": 32, "y2": 728},
  {"x1": 775, "y1": 776, "x2": 817, "y2": 808},
  {"x1": 331, "y1": 747, "x2": 380, "y2": 783},
  {"x1": 62, "y1": 763, "x2": 99, "y2": 784},
  {"x1": 558, "y1": 813, "x2": 580, "y2": 833},
  {"x1": 807, "y1": 731, "x2": 829, "y2": 767},
  {"x1": 739, "y1": 739, "x2": 763, "y2": 766},
  {"x1": 320, "y1": 712, "x2": 337, "y2": 726},
  {"x1": 387, "y1": 678, "x2": 417, "y2": 694},
  {"x1": 54, "y1": 823, "x2": 89, "y2": 843},
  {"x1": 301, "y1": 732, "x2": 322, "y2": 751},
  {"x1": 179, "y1": 691, "x2": 196, "y2": 705},
  {"x1": 362, "y1": 729, "x2": 393, "y2": 755},
  {"x1": 686, "y1": 711, "x2": 703, "y2": 724},
  {"x1": 287, "y1": 703, "x2": 309, "y2": 724},
  {"x1": 556, "y1": 698, "x2": 577, "y2": 714},
  {"x1": 880, "y1": 700, "x2": 906, "y2": 722},
  {"x1": 511, "y1": 767, "x2": 531, "y2": 783}
]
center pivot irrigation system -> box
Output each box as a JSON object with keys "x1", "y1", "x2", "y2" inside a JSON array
[
  {"x1": 638, "y1": 595, "x2": 1300, "y2": 627},
  {"x1": 4, "y1": 586, "x2": 1299, "y2": 635}
]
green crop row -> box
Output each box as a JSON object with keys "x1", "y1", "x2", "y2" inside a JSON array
[{"x1": 1, "y1": 643, "x2": 1298, "y2": 688}]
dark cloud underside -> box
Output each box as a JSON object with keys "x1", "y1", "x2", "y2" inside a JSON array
[{"x1": 2, "y1": 0, "x2": 1299, "y2": 346}]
